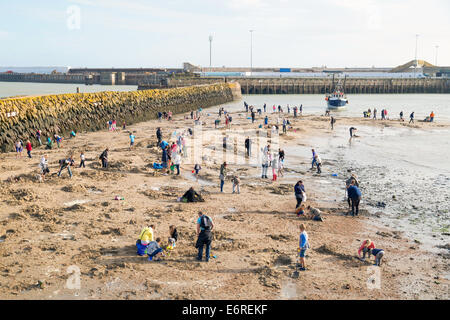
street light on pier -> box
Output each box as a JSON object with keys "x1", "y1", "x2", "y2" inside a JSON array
[
  {"x1": 209, "y1": 35, "x2": 213, "y2": 72},
  {"x1": 414, "y1": 34, "x2": 419, "y2": 78},
  {"x1": 435, "y1": 45, "x2": 439, "y2": 66},
  {"x1": 249, "y1": 30, "x2": 254, "y2": 76}
]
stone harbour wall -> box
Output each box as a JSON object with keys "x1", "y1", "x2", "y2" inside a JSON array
[{"x1": 0, "y1": 82, "x2": 241, "y2": 152}]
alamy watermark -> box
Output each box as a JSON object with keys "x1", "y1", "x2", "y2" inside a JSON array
[
  {"x1": 366, "y1": 266, "x2": 381, "y2": 290},
  {"x1": 67, "y1": 5, "x2": 81, "y2": 30}
]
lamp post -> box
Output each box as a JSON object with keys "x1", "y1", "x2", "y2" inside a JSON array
[
  {"x1": 209, "y1": 35, "x2": 213, "y2": 72},
  {"x1": 414, "y1": 34, "x2": 419, "y2": 78},
  {"x1": 435, "y1": 45, "x2": 439, "y2": 66},
  {"x1": 249, "y1": 30, "x2": 254, "y2": 76}
]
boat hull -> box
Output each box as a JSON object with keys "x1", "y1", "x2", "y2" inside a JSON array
[{"x1": 327, "y1": 98, "x2": 348, "y2": 109}]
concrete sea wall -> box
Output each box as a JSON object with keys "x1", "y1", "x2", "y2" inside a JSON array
[{"x1": 0, "y1": 82, "x2": 241, "y2": 152}]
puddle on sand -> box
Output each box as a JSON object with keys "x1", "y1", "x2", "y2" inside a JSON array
[
  {"x1": 87, "y1": 189, "x2": 102, "y2": 194},
  {"x1": 63, "y1": 199, "x2": 91, "y2": 206},
  {"x1": 182, "y1": 172, "x2": 216, "y2": 186}
]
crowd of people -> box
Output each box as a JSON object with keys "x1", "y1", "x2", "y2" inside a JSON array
[
  {"x1": 363, "y1": 108, "x2": 436, "y2": 123},
  {"x1": 10, "y1": 100, "x2": 392, "y2": 274}
]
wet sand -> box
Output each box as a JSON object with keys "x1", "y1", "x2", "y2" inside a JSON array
[{"x1": 0, "y1": 108, "x2": 449, "y2": 299}]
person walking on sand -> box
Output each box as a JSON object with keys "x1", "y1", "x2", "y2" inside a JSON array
[
  {"x1": 409, "y1": 112, "x2": 415, "y2": 124},
  {"x1": 36, "y1": 130, "x2": 42, "y2": 145},
  {"x1": 272, "y1": 154, "x2": 279, "y2": 181},
  {"x1": 15, "y1": 141, "x2": 22, "y2": 158},
  {"x1": 347, "y1": 180, "x2": 362, "y2": 216},
  {"x1": 193, "y1": 163, "x2": 201, "y2": 181},
  {"x1": 261, "y1": 146, "x2": 269, "y2": 179},
  {"x1": 54, "y1": 134, "x2": 62, "y2": 148},
  {"x1": 129, "y1": 132, "x2": 135, "y2": 150},
  {"x1": 220, "y1": 162, "x2": 227, "y2": 192},
  {"x1": 298, "y1": 223, "x2": 310, "y2": 271},
  {"x1": 196, "y1": 211, "x2": 214, "y2": 262},
  {"x1": 430, "y1": 111, "x2": 435, "y2": 122},
  {"x1": 349, "y1": 127, "x2": 357, "y2": 138},
  {"x1": 278, "y1": 156, "x2": 284, "y2": 178},
  {"x1": 173, "y1": 152, "x2": 181, "y2": 175},
  {"x1": 156, "y1": 127, "x2": 162, "y2": 144},
  {"x1": 311, "y1": 148, "x2": 317, "y2": 169},
  {"x1": 315, "y1": 154, "x2": 322, "y2": 174},
  {"x1": 357, "y1": 239, "x2": 375, "y2": 261},
  {"x1": 294, "y1": 180, "x2": 306, "y2": 209},
  {"x1": 232, "y1": 175, "x2": 240, "y2": 194},
  {"x1": 161, "y1": 145, "x2": 169, "y2": 173},
  {"x1": 373, "y1": 108, "x2": 377, "y2": 120},
  {"x1": 345, "y1": 173, "x2": 359, "y2": 207},
  {"x1": 39, "y1": 155, "x2": 49, "y2": 181},
  {"x1": 263, "y1": 103, "x2": 266, "y2": 113},
  {"x1": 79, "y1": 152, "x2": 86, "y2": 168},
  {"x1": 330, "y1": 116, "x2": 336, "y2": 130},
  {"x1": 25, "y1": 140, "x2": 32, "y2": 158},
  {"x1": 99, "y1": 148, "x2": 109, "y2": 169},
  {"x1": 245, "y1": 136, "x2": 251, "y2": 157}
]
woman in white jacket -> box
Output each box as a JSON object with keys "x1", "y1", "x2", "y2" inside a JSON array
[{"x1": 173, "y1": 152, "x2": 181, "y2": 175}]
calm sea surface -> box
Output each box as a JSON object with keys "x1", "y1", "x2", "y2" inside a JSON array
[{"x1": 0, "y1": 81, "x2": 136, "y2": 98}]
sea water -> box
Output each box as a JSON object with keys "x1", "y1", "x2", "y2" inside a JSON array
[{"x1": 216, "y1": 94, "x2": 450, "y2": 253}]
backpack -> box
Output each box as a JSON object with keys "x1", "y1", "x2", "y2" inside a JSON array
[{"x1": 200, "y1": 215, "x2": 212, "y2": 231}]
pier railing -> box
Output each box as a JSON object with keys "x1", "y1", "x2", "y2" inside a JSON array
[{"x1": 138, "y1": 77, "x2": 450, "y2": 94}]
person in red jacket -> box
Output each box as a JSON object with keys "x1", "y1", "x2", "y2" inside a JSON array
[
  {"x1": 25, "y1": 140, "x2": 32, "y2": 158},
  {"x1": 358, "y1": 239, "x2": 375, "y2": 261}
]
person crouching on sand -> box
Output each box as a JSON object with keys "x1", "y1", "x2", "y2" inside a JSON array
[
  {"x1": 147, "y1": 238, "x2": 164, "y2": 261},
  {"x1": 136, "y1": 225, "x2": 155, "y2": 256},
  {"x1": 307, "y1": 206, "x2": 323, "y2": 221},
  {"x1": 358, "y1": 239, "x2": 375, "y2": 261},
  {"x1": 371, "y1": 248, "x2": 385, "y2": 266},
  {"x1": 298, "y1": 224, "x2": 310, "y2": 271}
]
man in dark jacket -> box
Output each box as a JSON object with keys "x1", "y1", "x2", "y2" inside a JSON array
[
  {"x1": 182, "y1": 187, "x2": 204, "y2": 202},
  {"x1": 347, "y1": 181, "x2": 362, "y2": 216},
  {"x1": 294, "y1": 180, "x2": 305, "y2": 208},
  {"x1": 99, "y1": 148, "x2": 109, "y2": 168},
  {"x1": 245, "y1": 137, "x2": 251, "y2": 157},
  {"x1": 196, "y1": 211, "x2": 214, "y2": 262},
  {"x1": 156, "y1": 128, "x2": 162, "y2": 144}
]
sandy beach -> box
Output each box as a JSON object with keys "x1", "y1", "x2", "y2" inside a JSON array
[{"x1": 0, "y1": 106, "x2": 449, "y2": 300}]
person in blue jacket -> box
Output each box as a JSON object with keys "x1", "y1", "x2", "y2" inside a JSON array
[
  {"x1": 298, "y1": 223, "x2": 310, "y2": 271},
  {"x1": 347, "y1": 180, "x2": 362, "y2": 216},
  {"x1": 371, "y1": 248, "x2": 385, "y2": 266}
]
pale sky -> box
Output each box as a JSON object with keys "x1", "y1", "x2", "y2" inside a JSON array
[{"x1": 0, "y1": 0, "x2": 449, "y2": 68}]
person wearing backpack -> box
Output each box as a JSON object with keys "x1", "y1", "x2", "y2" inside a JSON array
[{"x1": 195, "y1": 211, "x2": 214, "y2": 262}]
